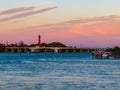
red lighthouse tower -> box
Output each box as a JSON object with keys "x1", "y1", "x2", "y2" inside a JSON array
[{"x1": 38, "y1": 35, "x2": 41, "y2": 46}]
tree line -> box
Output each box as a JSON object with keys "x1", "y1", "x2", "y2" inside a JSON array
[
  {"x1": 0, "y1": 41, "x2": 120, "y2": 59},
  {"x1": 0, "y1": 41, "x2": 66, "y2": 52},
  {"x1": 106, "y1": 46, "x2": 120, "y2": 59}
]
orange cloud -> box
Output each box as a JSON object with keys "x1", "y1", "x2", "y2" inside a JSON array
[
  {"x1": 94, "y1": 29, "x2": 107, "y2": 35},
  {"x1": 0, "y1": 15, "x2": 120, "y2": 47},
  {"x1": 70, "y1": 18, "x2": 120, "y2": 36},
  {"x1": 70, "y1": 25, "x2": 86, "y2": 35},
  {"x1": 70, "y1": 24, "x2": 96, "y2": 36}
]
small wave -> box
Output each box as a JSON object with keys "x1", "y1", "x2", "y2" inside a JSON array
[
  {"x1": 22, "y1": 61, "x2": 35, "y2": 64},
  {"x1": 39, "y1": 59, "x2": 46, "y2": 61}
]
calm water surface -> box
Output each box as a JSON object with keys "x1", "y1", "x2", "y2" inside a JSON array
[{"x1": 0, "y1": 52, "x2": 120, "y2": 90}]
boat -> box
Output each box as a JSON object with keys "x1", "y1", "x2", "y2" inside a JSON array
[{"x1": 92, "y1": 50, "x2": 112, "y2": 59}]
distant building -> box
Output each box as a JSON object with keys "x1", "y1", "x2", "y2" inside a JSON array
[{"x1": 38, "y1": 35, "x2": 41, "y2": 46}]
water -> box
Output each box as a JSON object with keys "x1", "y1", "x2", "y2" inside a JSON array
[{"x1": 0, "y1": 52, "x2": 120, "y2": 90}]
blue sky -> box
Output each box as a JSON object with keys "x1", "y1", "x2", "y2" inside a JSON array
[{"x1": 1, "y1": 0, "x2": 120, "y2": 16}]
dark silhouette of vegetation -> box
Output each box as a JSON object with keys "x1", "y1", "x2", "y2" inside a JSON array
[
  {"x1": 112, "y1": 46, "x2": 120, "y2": 59},
  {"x1": 2, "y1": 41, "x2": 66, "y2": 47},
  {"x1": 105, "y1": 46, "x2": 120, "y2": 58},
  {"x1": 47, "y1": 42, "x2": 66, "y2": 47},
  {"x1": 29, "y1": 44, "x2": 37, "y2": 47},
  {"x1": 7, "y1": 43, "x2": 18, "y2": 47},
  {"x1": 6, "y1": 41, "x2": 27, "y2": 47},
  {"x1": 105, "y1": 48, "x2": 114, "y2": 52},
  {"x1": 18, "y1": 41, "x2": 27, "y2": 47},
  {"x1": 0, "y1": 40, "x2": 119, "y2": 58},
  {"x1": 40, "y1": 42, "x2": 66, "y2": 47},
  {"x1": 41, "y1": 43, "x2": 48, "y2": 47},
  {"x1": 0, "y1": 44, "x2": 5, "y2": 52}
]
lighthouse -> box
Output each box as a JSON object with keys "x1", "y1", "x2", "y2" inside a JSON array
[{"x1": 38, "y1": 35, "x2": 41, "y2": 46}]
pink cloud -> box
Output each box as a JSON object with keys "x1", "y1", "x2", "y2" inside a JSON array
[
  {"x1": 0, "y1": 6, "x2": 36, "y2": 16},
  {"x1": 69, "y1": 19, "x2": 120, "y2": 47},
  {"x1": 63, "y1": 15, "x2": 119, "y2": 25},
  {"x1": 0, "y1": 6, "x2": 58, "y2": 22},
  {"x1": 1, "y1": 15, "x2": 120, "y2": 47}
]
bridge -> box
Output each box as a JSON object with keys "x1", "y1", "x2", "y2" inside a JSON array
[{"x1": 5, "y1": 46, "x2": 104, "y2": 53}]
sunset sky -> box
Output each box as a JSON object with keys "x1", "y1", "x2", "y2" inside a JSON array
[{"x1": 0, "y1": 0, "x2": 120, "y2": 48}]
